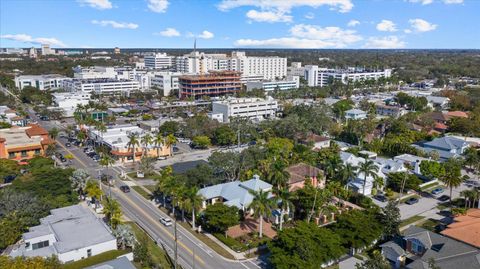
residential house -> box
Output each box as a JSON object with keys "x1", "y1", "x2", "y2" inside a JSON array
[
  {"x1": 300, "y1": 133, "x2": 330, "y2": 150},
  {"x1": 9, "y1": 205, "x2": 117, "y2": 263},
  {"x1": 412, "y1": 136, "x2": 471, "y2": 161},
  {"x1": 0, "y1": 124, "x2": 54, "y2": 163},
  {"x1": 285, "y1": 163, "x2": 325, "y2": 192},
  {"x1": 441, "y1": 209, "x2": 480, "y2": 248},
  {"x1": 426, "y1": 96, "x2": 450, "y2": 109},
  {"x1": 345, "y1": 109, "x2": 367, "y2": 120},
  {"x1": 381, "y1": 226, "x2": 480, "y2": 269},
  {"x1": 0, "y1": 106, "x2": 27, "y2": 126},
  {"x1": 197, "y1": 175, "x2": 273, "y2": 211},
  {"x1": 375, "y1": 103, "x2": 407, "y2": 118},
  {"x1": 394, "y1": 154, "x2": 429, "y2": 175}
]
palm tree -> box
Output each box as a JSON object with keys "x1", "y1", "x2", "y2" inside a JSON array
[
  {"x1": 156, "y1": 166, "x2": 174, "y2": 207},
  {"x1": 154, "y1": 131, "x2": 165, "y2": 158},
  {"x1": 85, "y1": 179, "x2": 104, "y2": 206},
  {"x1": 49, "y1": 127, "x2": 59, "y2": 141},
  {"x1": 102, "y1": 197, "x2": 122, "y2": 229},
  {"x1": 95, "y1": 123, "x2": 107, "y2": 147},
  {"x1": 248, "y1": 189, "x2": 274, "y2": 238},
  {"x1": 276, "y1": 187, "x2": 294, "y2": 231},
  {"x1": 268, "y1": 161, "x2": 289, "y2": 190},
  {"x1": 440, "y1": 171, "x2": 464, "y2": 208},
  {"x1": 183, "y1": 186, "x2": 203, "y2": 230},
  {"x1": 322, "y1": 154, "x2": 342, "y2": 183},
  {"x1": 141, "y1": 133, "x2": 153, "y2": 158},
  {"x1": 358, "y1": 159, "x2": 379, "y2": 196},
  {"x1": 100, "y1": 154, "x2": 115, "y2": 196},
  {"x1": 340, "y1": 163, "x2": 357, "y2": 186},
  {"x1": 164, "y1": 134, "x2": 177, "y2": 157},
  {"x1": 460, "y1": 190, "x2": 474, "y2": 208},
  {"x1": 127, "y1": 132, "x2": 140, "y2": 165}
]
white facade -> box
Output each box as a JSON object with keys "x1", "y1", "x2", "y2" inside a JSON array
[
  {"x1": 345, "y1": 109, "x2": 368, "y2": 120},
  {"x1": 51, "y1": 92, "x2": 92, "y2": 117},
  {"x1": 41, "y1": 44, "x2": 54, "y2": 55},
  {"x1": 73, "y1": 66, "x2": 117, "y2": 79},
  {"x1": 144, "y1": 53, "x2": 174, "y2": 70},
  {"x1": 304, "y1": 65, "x2": 392, "y2": 87},
  {"x1": 15, "y1": 75, "x2": 70, "y2": 90},
  {"x1": 9, "y1": 205, "x2": 117, "y2": 263},
  {"x1": 151, "y1": 72, "x2": 182, "y2": 96},
  {"x1": 246, "y1": 76, "x2": 299, "y2": 92},
  {"x1": 64, "y1": 79, "x2": 140, "y2": 94},
  {"x1": 212, "y1": 97, "x2": 278, "y2": 123}
]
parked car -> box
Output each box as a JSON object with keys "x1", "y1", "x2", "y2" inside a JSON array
[
  {"x1": 438, "y1": 195, "x2": 450, "y2": 202},
  {"x1": 157, "y1": 156, "x2": 167, "y2": 160},
  {"x1": 431, "y1": 188, "x2": 444, "y2": 195},
  {"x1": 373, "y1": 194, "x2": 388, "y2": 202},
  {"x1": 119, "y1": 185, "x2": 130, "y2": 193},
  {"x1": 65, "y1": 142, "x2": 71, "y2": 147},
  {"x1": 92, "y1": 155, "x2": 100, "y2": 162},
  {"x1": 160, "y1": 217, "x2": 172, "y2": 227},
  {"x1": 173, "y1": 146, "x2": 179, "y2": 152},
  {"x1": 405, "y1": 197, "x2": 419, "y2": 205},
  {"x1": 60, "y1": 157, "x2": 67, "y2": 162}
]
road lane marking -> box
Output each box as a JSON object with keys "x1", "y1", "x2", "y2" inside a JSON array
[
  {"x1": 239, "y1": 262, "x2": 251, "y2": 269},
  {"x1": 111, "y1": 187, "x2": 206, "y2": 266},
  {"x1": 248, "y1": 260, "x2": 261, "y2": 268},
  {"x1": 56, "y1": 141, "x2": 88, "y2": 168}
]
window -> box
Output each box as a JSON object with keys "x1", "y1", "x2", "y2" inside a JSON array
[
  {"x1": 32, "y1": 240, "x2": 49, "y2": 250},
  {"x1": 87, "y1": 249, "x2": 92, "y2": 257},
  {"x1": 34, "y1": 149, "x2": 41, "y2": 155},
  {"x1": 410, "y1": 240, "x2": 424, "y2": 254},
  {"x1": 21, "y1": 151, "x2": 27, "y2": 157},
  {"x1": 8, "y1": 152, "x2": 15, "y2": 159}
]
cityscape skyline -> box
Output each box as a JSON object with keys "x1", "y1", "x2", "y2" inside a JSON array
[{"x1": 1, "y1": 0, "x2": 479, "y2": 49}]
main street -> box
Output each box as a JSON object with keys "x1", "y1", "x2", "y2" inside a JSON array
[{"x1": 27, "y1": 109, "x2": 265, "y2": 269}]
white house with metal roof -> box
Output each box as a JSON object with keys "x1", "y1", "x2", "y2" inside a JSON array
[
  {"x1": 345, "y1": 108, "x2": 367, "y2": 120},
  {"x1": 412, "y1": 136, "x2": 471, "y2": 161},
  {"x1": 9, "y1": 204, "x2": 117, "y2": 263},
  {"x1": 197, "y1": 175, "x2": 273, "y2": 211}
]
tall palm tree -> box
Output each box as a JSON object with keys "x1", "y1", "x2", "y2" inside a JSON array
[
  {"x1": 49, "y1": 127, "x2": 59, "y2": 141},
  {"x1": 268, "y1": 161, "x2": 289, "y2": 190},
  {"x1": 183, "y1": 186, "x2": 203, "y2": 229},
  {"x1": 95, "y1": 123, "x2": 107, "y2": 147},
  {"x1": 102, "y1": 197, "x2": 122, "y2": 229},
  {"x1": 141, "y1": 133, "x2": 153, "y2": 158},
  {"x1": 276, "y1": 187, "x2": 294, "y2": 231},
  {"x1": 156, "y1": 166, "x2": 174, "y2": 207},
  {"x1": 85, "y1": 179, "x2": 103, "y2": 205},
  {"x1": 340, "y1": 163, "x2": 358, "y2": 186},
  {"x1": 358, "y1": 159, "x2": 379, "y2": 196},
  {"x1": 322, "y1": 154, "x2": 342, "y2": 183},
  {"x1": 164, "y1": 134, "x2": 177, "y2": 157},
  {"x1": 154, "y1": 131, "x2": 165, "y2": 158},
  {"x1": 440, "y1": 171, "x2": 464, "y2": 207},
  {"x1": 127, "y1": 132, "x2": 140, "y2": 165},
  {"x1": 99, "y1": 154, "x2": 115, "y2": 196},
  {"x1": 248, "y1": 189, "x2": 274, "y2": 238}
]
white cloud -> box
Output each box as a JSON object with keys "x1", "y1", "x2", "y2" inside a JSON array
[
  {"x1": 91, "y1": 20, "x2": 139, "y2": 29},
  {"x1": 198, "y1": 30, "x2": 214, "y2": 39},
  {"x1": 1, "y1": 34, "x2": 67, "y2": 47},
  {"x1": 246, "y1": 10, "x2": 292, "y2": 23},
  {"x1": 234, "y1": 23, "x2": 362, "y2": 48},
  {"x1": 147, "y1": 0, "x2": 169, "y2": 13},
  {"x1": 363, "y1": 36, "x2": 406, "y2": 49},
  {"x1": 376, "y1": 20, "x2": 397, "y2": 32},
  {"x1": 304, "y1": 12, "x2": 315, "y2": 19},
  {"x1": 404, "y1": 29, "x2": 412, "y2": 33},
  {"x1": 157, "y1": 28, "x2": 180, "y2": 37},
  {"x1": 407, "y1": 0, "x2": 433, "y2": 5},
  {"x1": 347, "y1": 19, "x2": 360, "y2": 27},
  {"x1": 409, "y1": 18, "x2": 437, "y2": 32},
  {"x1": 218, "y1": 0, "x2": 354, "y2": 13},
  {"x1": 443, "y1": 0, "x2": 463, "y2": 4},
  {"x1": 77, "y1": 0, "x2": 112, "y2": 10}
]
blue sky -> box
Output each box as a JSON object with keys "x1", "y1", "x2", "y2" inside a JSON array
[{"x1": 0, "y1": 0, "x2": 478, "y2": 49}]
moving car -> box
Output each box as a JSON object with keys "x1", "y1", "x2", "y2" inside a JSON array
[
  {"x1": 438, "y1": 195, "x2": 450, "y2": 202},
  {"x1": 431, "y1": 188, "x2": 444, "y2": 195},
  {"x1": 373, "y1": 194, "x2": 388, "y2": 202},
  {"x1": 119, "y1": 185, "x2": 130, "y2": 193},
  {"x1": 160, "y1": 217, "x2": 173, "y2": 227},
  {"x1": 405, "y1": 197, "x2": 419, "y2": 205}
]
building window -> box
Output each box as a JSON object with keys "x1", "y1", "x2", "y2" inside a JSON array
[
  {"x1": 21, "y1": 151, "x2": 27, "y2": 157},
  {"x1": 32, "y1": 240, "x2": 49, "y2": 250},
  {"x1": 87, "y1": 249, "x2": 92, "y2": 257},
  {"x1": 8, "y1": 152, "x2": 15, "y2": 159},
  {"x1": 34, "y1": 149, "x2": 41, "y2": 155}
]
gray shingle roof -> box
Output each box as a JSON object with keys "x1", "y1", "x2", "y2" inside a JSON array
[{"x1": 86, "y1": 257, "x2": 136, "y2": 269}]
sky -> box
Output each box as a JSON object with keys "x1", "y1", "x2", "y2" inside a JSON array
[{"x1": 0, "y1": 0, "x2": 479, "y2": 49}]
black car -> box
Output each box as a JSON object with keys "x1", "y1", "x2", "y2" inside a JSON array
[
  {"x1": 373, "y1": 194, "x2": 388, "y2": 202},
  {"x1": 120, "y1": 185, "x2": 130, "y2": 193},
  {"x1": 438, "y1": 195, "x2": 450, "y2": 202},
  {"x1": 405, "y1": 197, "x2": 419, "y2": 205},
  {"x1": 60, "y1": 157, "x2": 67, "y2": 162},
  {"x1": 65, "y1": 142, "x2": 71, "y2": 147}
]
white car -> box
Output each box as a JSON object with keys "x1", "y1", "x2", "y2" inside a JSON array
[{"x1": 160, "y1": 217, "x2": 173, "y2": 227}]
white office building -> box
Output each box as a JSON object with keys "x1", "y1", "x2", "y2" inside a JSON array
[
  {"x1": 287, "y1": 62, "x2": 306, "y2": 77},
  {"x1": 73, "y1": 66, "x2": 117, "y2": 80},
  {"x1": 15, "y1": 74, "x2": 70, "y2": 90},
  {"x1": 151, "y1": 72, "x2": 182, "y2": 96},
  {"x1": 64, "y1": 79, "x2": 140, "y2": 94},
  {"x1": 41, "y1": 44, "x2": 55, "y2": 55},
  {"x1": 144, "y1": 53, "x2": 174, "y2": 70},
  {"x1": 304, "y1": 65, "x2": 392, "y2": 87},
  {"x1": 246, "y1": 76, "x2": 300, "y2": 92},
  {"x1": 51, "y1": 92, "x2": 92, "y2": 117},
  {"x1": 212, "y1": 97, "x2": 278, "y2": 123},
  {"x1": 9, "y1": 205, "x2": 117, "y2": 263}
]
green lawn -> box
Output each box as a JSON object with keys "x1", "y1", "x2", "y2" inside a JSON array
[
  {"x1": 61, "y1": 249, "x2": 130, "y2": 269},
  {"x1": 400, "y1": 215, "x2": 425, "y2": 228},
  {"x1": 144, "y1": 185, "x2": 157, "y2": 193},
  {"x1": 131, "y1": 186, "x2": 152, "y2": 200},
  {"x1": 126, "y1": 222, "x2": 174, "y2": 269},
  {"x1": 213, "y1": 233, "x2": 248, "y2": 252},
  {"x1": 420, "y1": 182, "x2": 440, "y2": 191},
  {"x1": 420, "y1": 218, "x2": 442, "y2": 231}
]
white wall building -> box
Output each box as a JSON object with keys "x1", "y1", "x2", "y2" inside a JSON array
[
  {"x1": 73, "y1": 66, "x2": 117, "y2": 79},
  {"x1": 41, "y1": 44, "x2": 55, "y2": 55},
  {"x1": 151, "y1": 72, "x2": 183, "y2": 96},
  {"x1": 51, "y1": 92, "x2": 92, "y2": 117},
  {"x1": 144, "y1": 53, "x2": 174, "y2": 70},
  {"x1": 287, "y1": 62, "x2": 305, "y2": 77},
  {"x1": 245, "y1": 76, "x2": 300, "y2": 92},
  {"x1": 9, "y1": 205, "x2": 117, "y2": 263},
  {"x1": 212, "y1": 97, "x2": 278, "y2": 123},
  {"x1": 64, "y1": 79, "x2": 140, "y2": 94},
  {"x1": 15, "y1": 75, "x2": 70, "y2": 90},
  {"x1": 304, "y1": 65, "x2": 392, "y2": 87}
]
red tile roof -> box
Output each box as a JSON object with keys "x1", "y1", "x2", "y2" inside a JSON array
[
  {"x1": 441, "y1": 209, "x2": 480, "y2": 248},
  {"x1": 25, "y1": 124, "x2": 49, "y2": 137}
]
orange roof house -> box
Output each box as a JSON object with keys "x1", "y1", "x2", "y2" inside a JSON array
[
  {"x1": 441, "y1": 209, "x2": 480, "y2": 248},
  {"x1": 0, "y1": 124, "x2": 53, "y2": 162}
]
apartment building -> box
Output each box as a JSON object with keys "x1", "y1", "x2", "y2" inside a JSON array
[
  {"x1": 287, "y1": 62, "x2": 306, "y2": 77},
  {"x1": 51, "y1": 92, "x2": 92, "y2": 117},
  {"x1": 15, "y1": 74, "x2": 70, "y2": 90},
  {"x1": 0, "y1": 124, "x2": 53, "y2": 162},
  {"x1": 212, "y1": 97, "x2": 278, "y2": 123},
  {"x1": 304, "y1": 65, "x2": 392, "y2": 87},
  {"x1": 64, "y1": 79, "x2": 140, "y2": 94},
  {"x1": 144, "y1": 53, "x2": 174, "y2": 69},
  {"x1": 151, "y1": 72, "x2": 182, "y2": 96},
  {"x1": 73, "y1": 66, "x2": 117, "y2": 79},
  {"x1": 245, "y1": 76, "x2": 300, "y2": 92},
  {"x1": 179, "y1": 71, "x2": 242, "y2": 99}
]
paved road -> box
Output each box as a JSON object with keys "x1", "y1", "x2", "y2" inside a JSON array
[{"x1": 27, "y1": 108, "x2": 266, "y2": 269}]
